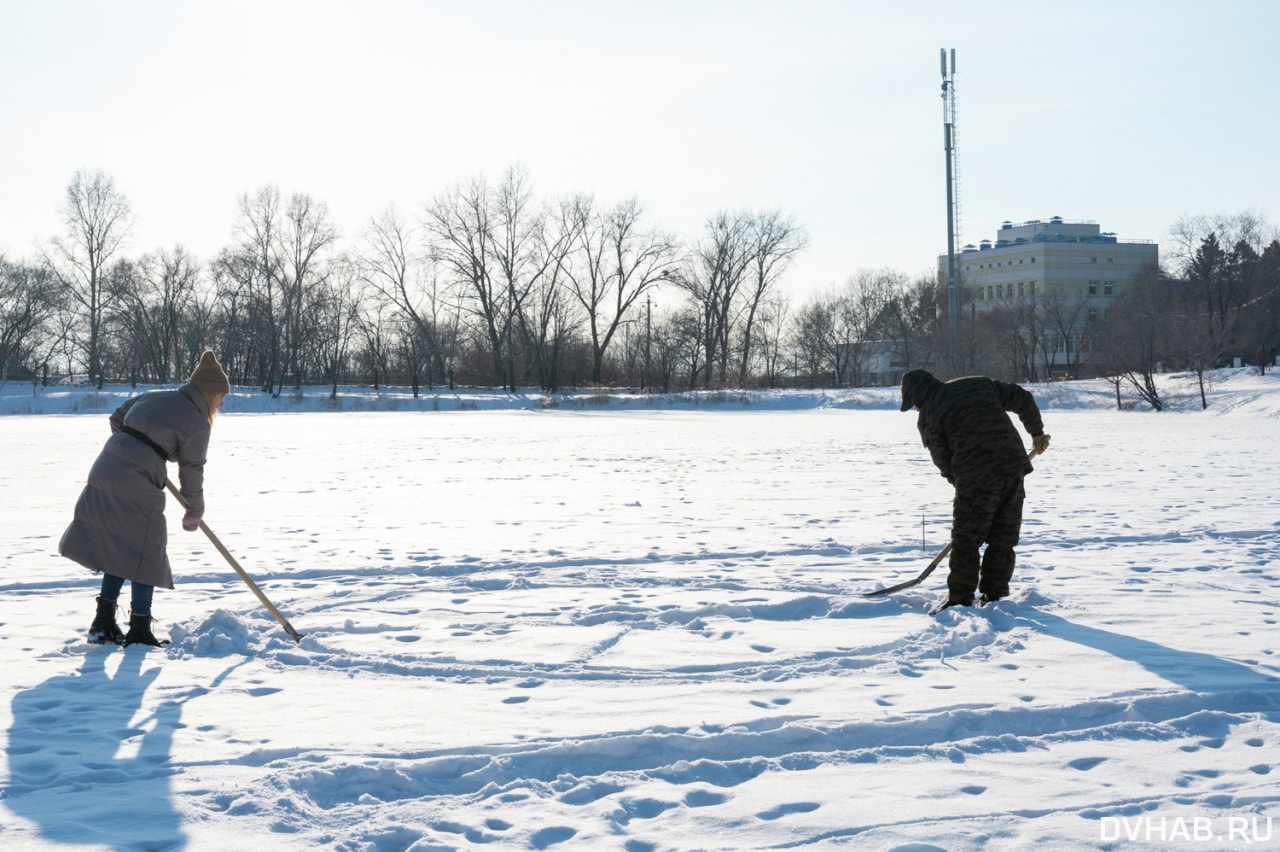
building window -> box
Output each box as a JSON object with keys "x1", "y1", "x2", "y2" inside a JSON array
[
  {"x1": 1107, "y1": 258, "x2": 1114, "y2": 263},
  {"x1": 1018, "y1": 282, "x2": 1025, "y2": 297},
  {"x1": 1091, "y1": 258, "x2": 1098, "y2": 263},
  {"x1": 1031, "y1": 257, "x2": 1037, "y2": 263},
  {"x1": 988, "y1": 285, "x2": 994, "y2": 300},
  {"x1": 1104, "y1": 281, "x2": 1114, "y2": 296},
  {"x1": 1088, "y1": 308, "x2": 1098, "y2": 324},
  {"x1": 1030, "y1": 281, "x2": 1036, "y2": 297},
  {"x1": 1088, "y1": 281, "x2": 1099, "y2": 296}
]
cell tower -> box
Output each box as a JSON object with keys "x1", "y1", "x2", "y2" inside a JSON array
[{"x1": 940, "y1": 48, "x2": 961, "y2": 365}]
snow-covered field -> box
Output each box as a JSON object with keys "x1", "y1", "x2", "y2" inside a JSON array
[{"x1": 2, "y1": 370, "x2": 1278, "y2": 851}]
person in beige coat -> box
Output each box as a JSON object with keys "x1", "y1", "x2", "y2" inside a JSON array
[{"x1": 60, "y1": 351, "x2": 231, "y2": 646}]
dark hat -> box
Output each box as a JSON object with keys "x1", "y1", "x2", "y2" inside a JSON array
[
  {"x1": 899, "y1": 368, "x2": 935, "y2": 411},
  {"x1": 189, "y1": 350, "x2": 230, "y2": 396}
]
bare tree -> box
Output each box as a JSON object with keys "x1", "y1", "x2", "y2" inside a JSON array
[
  {"x1": 0, "y1": 257, "x2": 63, "y2": 382},
  {"x1": 825, "y1": 269, "x2": 907, "y2": 386},
  {"x1": 646, "y1": 307, "x2": 685, "y2": 393},
  {"x1": 567, "y1": 197, "x2": 680, "y2": 384},
  {"x1": 791, "y1": 296, "x2": 837, "y2": 387},
  {"x1": 424, "y1": 175, "x2": 505, "y2": 386},
  {"x1": 880, "y1": 272, "x2": 939, "y2": 379},
  {"x1": 218, "y1": 185, "x2": 336, "y2": 395},
  {"x1": 738, "y1": 212, "x2": 807, "y2": 385},
  {"x1": 1037, "y1": 294, "x2": 1088, "y2": 379},
  {"x1": 982, "y1": 298, "x2": 1040, "y2": 382},
  {"x1": 1167, "y1": 210, "x2": 1275, "y2": 275},
  {"x1": 1098, "y1": 261, "x2": 1172, "y2": 411},
  {"x1": 112, "y1": 246, "x2": 203, "y2": 382},
  {"x1": 278, "y1": 191, "x2": 338, "y2": 390},
  {"x1": 518, "y1": 196, "x2": 584, "y2": 391},
  {"x1": 315, "y1": 258, "x2": 362, "y2": 400},
  {"x1": 488, "y1": 165, "x2": 546, "y2": 391},
  {"x1": 679, "y1": 211, "x2": 755, "y2": 387},
  {"x1": 754, "y1": 291, "x2": 791, "y2": 388},
  {"x1": 45, "y1": 170, "x2": 133, "y2": 386},
  {"x1": 220, "y1": 185, "x2": 284, "y2": 392},
  {"x1": 210, "y1": 247, "x2": 256, "y2": 385},
  {"x1": 360, "y1": 206, "x2": 445, "y2": 381}
]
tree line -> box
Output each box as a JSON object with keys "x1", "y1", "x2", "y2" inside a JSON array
[
  {"x1": 1096, "y1": 213, "x2": 1280, "y2": 410},
  {"x1": 2, "y1": 169, "x2": 1277, "y2": 405},
  {"x1": 2, "y1": 168, "x2": 814, "y2": 395}
]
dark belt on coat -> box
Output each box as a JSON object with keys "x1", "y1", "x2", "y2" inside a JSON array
[{"x1": 120, "y1": 425, "x2": 171, "y2": 462}]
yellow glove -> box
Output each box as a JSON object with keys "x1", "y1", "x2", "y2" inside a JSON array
[{"x1": 1032, "y1": 433, "x2": 1050, "y2": 455}]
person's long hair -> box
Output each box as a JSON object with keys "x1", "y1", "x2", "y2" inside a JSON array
[{"x1": 202, "y1": 391, "x2": 221, "y2": 426}]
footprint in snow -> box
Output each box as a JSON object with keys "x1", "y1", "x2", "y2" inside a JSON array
[
  {"x1": 559, "y1": 781, "x2": 624, "y2": 805},
  {"x1": 1068, "y1": 757, "x2": 1107, "y2": 771},
  {"x1": 619, "y1": 798, "x2": 679, "y2": 821},
  {"x1": 757, "y1": 802, "x2": 820, "y2": 821},
  {"x1": 685, "y1": 789, "x2": 727, "y2": 808},
  {"x1": 530, "y1": 826, "x2": 576, "y2": 849}
]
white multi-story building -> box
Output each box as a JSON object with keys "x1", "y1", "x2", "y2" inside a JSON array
[{"x1": 939, "y1": 216, "x2": 1159, "y2": 372}]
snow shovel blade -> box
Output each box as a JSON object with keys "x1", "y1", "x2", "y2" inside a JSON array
[{"x1": 863, "y1": 542, "x2": 951, "y2": 596}]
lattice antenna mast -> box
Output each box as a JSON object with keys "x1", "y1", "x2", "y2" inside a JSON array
[{"x1": 941, "y1": 48, "x2": 962, "y2": 365}]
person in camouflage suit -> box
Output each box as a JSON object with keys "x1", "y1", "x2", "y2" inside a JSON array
[{"x1": 898, "y1": 369, "x2": 1050, "y2": 613}]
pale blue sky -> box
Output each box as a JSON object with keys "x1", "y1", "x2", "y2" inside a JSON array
[{"x1": 1, "y1": 0, "x2": 1276, "y2": 298}]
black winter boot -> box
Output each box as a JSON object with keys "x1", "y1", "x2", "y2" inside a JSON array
[
  {"x1": 123, "y1": 613, "x2": 170, "y2": 647},
  {"x1": 928, "y1": 596, "x2": 973, "y2": 616},
  {"x1": 87, "y1": 597, "x2": 125, "y2": 645}
]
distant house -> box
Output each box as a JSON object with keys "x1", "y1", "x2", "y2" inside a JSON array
[{"x1": 835, "y1": 340, "x2": 907, "y2": 387}]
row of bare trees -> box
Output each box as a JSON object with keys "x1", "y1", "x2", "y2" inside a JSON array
[
  {"x1": 4, "y1": 171, "x2": 1276, "y2": 401},
  {"x1": 3, "y1": 168, "x2": 816, "y2": 394}
]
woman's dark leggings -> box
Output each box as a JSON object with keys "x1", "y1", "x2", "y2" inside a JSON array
[{"x1": 99, "y1": 573, "x2": 155, "y2": 616}]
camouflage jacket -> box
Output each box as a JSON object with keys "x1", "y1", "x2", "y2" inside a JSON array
[{"x1": 901, "y1": 371, "x2": 1043, "y2": 484}]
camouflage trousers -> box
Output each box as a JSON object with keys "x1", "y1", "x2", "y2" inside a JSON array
[{"x1": 947, "y1": 472, "x2": 1026, "y2": 604}]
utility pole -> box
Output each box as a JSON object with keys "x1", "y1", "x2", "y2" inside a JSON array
[
  {"x1": 941, "y1": 48, "x2": 961, "y2": 369},
  {"x1": 644, "y1": 293, "x2": 652, "y2": 392}
]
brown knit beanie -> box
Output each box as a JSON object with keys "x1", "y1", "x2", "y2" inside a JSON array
[{"x1": 189, "y1": 350, "x2": 231, "y2": 395}]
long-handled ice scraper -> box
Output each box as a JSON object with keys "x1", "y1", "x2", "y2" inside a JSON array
[{"x1": 165, "y1": 479, "x2": 304, "y2": 643}]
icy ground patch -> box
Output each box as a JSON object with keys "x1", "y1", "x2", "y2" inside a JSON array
[{"x1": 2, "y1": 381, "x2": 1279, "y2": 850}]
